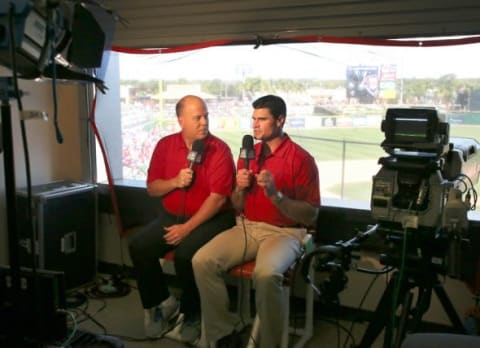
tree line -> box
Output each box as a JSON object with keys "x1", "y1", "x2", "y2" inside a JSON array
[{"x1": 123, "y1": 75, "x2": 480, "y2": 107}]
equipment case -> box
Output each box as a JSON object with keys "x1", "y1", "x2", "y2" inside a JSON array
[{"x1": 16, "y1": 181, "x2": 96, "y2": 289}]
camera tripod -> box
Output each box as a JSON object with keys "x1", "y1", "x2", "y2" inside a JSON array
[{"x1": 356, "y1": 234, "x2": 467, "y2": 348}]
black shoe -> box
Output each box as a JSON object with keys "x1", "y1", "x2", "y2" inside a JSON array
[{"x1": 217, "y1": 330, "x2": 243, "y2": 348}]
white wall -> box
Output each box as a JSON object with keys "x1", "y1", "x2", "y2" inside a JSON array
[
  {"x1": 97, "y1": 213, "x2": 134, "y2": 267},
  {"x1": 0, "y1": 70, "x2": 85, "y2": 265}
]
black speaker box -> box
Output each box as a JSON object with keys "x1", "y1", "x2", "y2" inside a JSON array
[
  {"x1": 16, "y1": 181, "x2": 97, "y2": 289},
  {"x1": 0, "y1": 265, "x2": 68, "y2": 345}
]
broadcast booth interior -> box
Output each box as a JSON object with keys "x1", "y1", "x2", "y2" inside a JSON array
[
  {"x1": 0, "y1": 0, "x2": 115, "y2": 346},
  {"x1": 0, "y1": 0, "x2": 480, "y2": 348}
]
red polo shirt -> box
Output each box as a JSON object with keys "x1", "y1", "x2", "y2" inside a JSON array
[
  {"x1": 147, "y1": 132, "x2": 235, "y2": 217},
  {"x1": 238, "y1": 135, "x2": 320, "y2": 227}
]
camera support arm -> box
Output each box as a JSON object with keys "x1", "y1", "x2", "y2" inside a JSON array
[{"x1": 302, "y1": 224, "x2": 379, "y2": 285}]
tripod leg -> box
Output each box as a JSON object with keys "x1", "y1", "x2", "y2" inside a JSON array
[
  {"x1": 433, "y1": 281, "x2": 467, "y2": 334},
  {"x1": 406, "y1": 282, "x2": 433, "y2": 333},
  {"x1": 393, "y1": 290, "x2": 413, "y2": 348},
  {"x1": 357, "y1": 272, "x2": 409, "y2": 348}
]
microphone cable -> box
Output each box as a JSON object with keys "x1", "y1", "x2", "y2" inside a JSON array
[
  {"x1": 238, "y1": 214, "x2": 250, "y2": 327},
  {"x1": 176, "y1": 139, "x2": 204, "y2": 223},
  {"x1": 237, "y1": 214, "x2": 259, "y2": 348},
  {"x1": 177, "y1": 187, "x2": 187, "y2": 224}
]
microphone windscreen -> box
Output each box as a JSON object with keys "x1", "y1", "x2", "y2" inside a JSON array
[
  {"x1": 242, "y1": 135, "x2": 254, "y2": 150},
  {"x1": 187, "y1": 139, "x2": 205, "y2": 166},
  {"x1": 192, "y1": 139, "x2": 204, "y2": 154}
]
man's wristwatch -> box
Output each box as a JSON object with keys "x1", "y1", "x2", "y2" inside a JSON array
[{"x1": 271, "y1": 191, "x2": 284, "y2": 203}]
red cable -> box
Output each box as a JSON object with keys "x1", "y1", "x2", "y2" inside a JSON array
[
  {"x1": 112, "y1": 35, "x2": 480, "y2": 55},
  {"x1": 88, "y1": 94, "x2": 126, "y2": 237},
  {"x1": 112, "y1": 39, "x2": 235, "y2": 54}
]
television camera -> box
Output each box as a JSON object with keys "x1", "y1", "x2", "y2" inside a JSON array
[
  {"x1": 371, "y1": 107, "x2": 479, "y2": 279},
  {"x1": 303, "y1": 107, "x2": 480, "y2": 348}
]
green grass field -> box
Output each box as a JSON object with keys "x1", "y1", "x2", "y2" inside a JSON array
[
  {"x1": 217, "y1": 125, "x2": 480, "y2": 161},
  {"x1": 215, "y1": 125, "x2": 480, "y2": 207},
  {"x1": 217, "y1": 127, "x2": 384, "y2": 160}
]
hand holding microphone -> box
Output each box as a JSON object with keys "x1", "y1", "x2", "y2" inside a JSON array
[
  {"x1": 239, "y1": 134, "x2": 255, "y2": 170},
  {"x1": 237, "y1": 135, "x2": 255, "y2": 189},
  {"x1": 236, "y1": 170, "x2": 253, "y2": 190},
  {"x1": 237, "y1": 135, "x2": 278, "y2": 200},
  {"x1": 176, "y1": 168, "x2": 194, "y2": 188},
  {"x1": 178, "y1": 139, "x2": 204, "y2": 188}
]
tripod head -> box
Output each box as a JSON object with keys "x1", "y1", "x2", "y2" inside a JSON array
[{"x1": 301, "y1": 224, "x2": 379, "y2": 301}]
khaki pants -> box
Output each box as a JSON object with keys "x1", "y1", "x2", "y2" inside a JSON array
[{"x1": 193, "y1": 217, "x2": 305, "y2": 348}]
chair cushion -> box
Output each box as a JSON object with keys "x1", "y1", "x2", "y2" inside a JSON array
[
  {"x1": 163, "y1": 250, "x2": 175, "y2": 261},
  {"x1": 229, "y1": 261, "x2": 256, "y2": 278}
]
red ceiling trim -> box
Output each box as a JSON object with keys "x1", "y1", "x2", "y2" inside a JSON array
[{"x1": 111, "y1": 35, "x2": 480, "y2": 54}]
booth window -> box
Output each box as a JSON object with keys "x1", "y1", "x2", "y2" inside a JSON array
[{"x1": 94, "y1": 40, "x2": 480, "y2": 210}]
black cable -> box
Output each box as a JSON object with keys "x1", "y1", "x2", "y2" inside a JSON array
[
  {"x1": 46, "y1": 5, "x2": 63, "y2": 144},
  {"x1": 237, "y1": 215, "x2": 248, "y2": 324},
  {"x1": 314, "y1": 289, "x2": 344, "y2": 348},
  {"x1": 65, "y1": 290, "x2": 88, "y2": 309},
  {"x1": 289, "y1": 256, "x2": 301, "y2": 338},
  {"x1": 65, "y1": 286, "x2": 163, "y2": 344},
  {"x1": 323, "y1": 275, "x2": 344, "y2": 348},
  {"x1": 72, "y1": 297, "x2": 106, "y2": 326},
  {"x1": 8, "y1": 0, "x2": 34, "y2": 277},
  {"x1": 84, "y1": 276, "x2": 131, "y2": 299},
  {"x1": 342, "y1": 274, "x2": 380, "y2": 348},
  {"x1": 336, "y1": 312, "x2": 341, "y2": 348},
  {"x1": 64, "y1": 289, "x2": 99, "y2": 319},
  {"x1": 75, "y1": 307, "x2": 107, "y2": 335},
  {"x1": 6, "y1": 5, "x2": 40, "y2": 345},
  {"x1": 357, "y1": 264, "x2": 394, "y2": 275},
  {"x1": 388, "y1": 202, "x2": 413, "y2": 348},
  {"x1": 457, "y1": 173, "x2": 478, "y2": 209},
  {"x1": 318, "y1": 317, "x2": 356, "y2": 348},
  {"x1": 106, "y1": 333, "x2": 163, "y2": 343},
  {"x1": 238, "y1": 214, "x2": 258, "y2": 347}
]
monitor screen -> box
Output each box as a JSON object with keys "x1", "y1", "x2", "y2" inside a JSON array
[{"x1": 384, "y1": 108, "x2": 439, "y2": 145}]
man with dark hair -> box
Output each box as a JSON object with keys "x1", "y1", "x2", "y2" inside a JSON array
[
  {"x1": 129, "y1": 95, "x2": 236, "y2": 342},
  {"x1": 193, "y1": 94, "x2": 321, "y2": 348}
]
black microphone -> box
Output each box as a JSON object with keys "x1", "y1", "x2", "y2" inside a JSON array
[
  {"x1": 239, "y1": 135, "x2": 255, "y2": 170},
  {"x1": 187, "y1": 139, "x2": 204, "y2": 169}
]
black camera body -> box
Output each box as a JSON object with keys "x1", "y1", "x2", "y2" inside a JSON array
[{"x1": 371, "y1": 107, "x2": 480, "y2": 277}]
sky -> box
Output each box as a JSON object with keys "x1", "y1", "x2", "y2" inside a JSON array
[{"x1": 117, "y1": 41, "x2": 480, "y2": 81}]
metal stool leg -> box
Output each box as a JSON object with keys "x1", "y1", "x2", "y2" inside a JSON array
[
  {"x1": 292, "y1": 257, "x2": 314, "y2": 348},
  {"x1": 281, "y1": 286, "x2": 291, "y2": 348},
  {"x1": 246, "y1": 315, "x2": 260, "y2": 348},
  {"x1": 237, "y1": 276, "x2": 253, "y2": 324}
]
